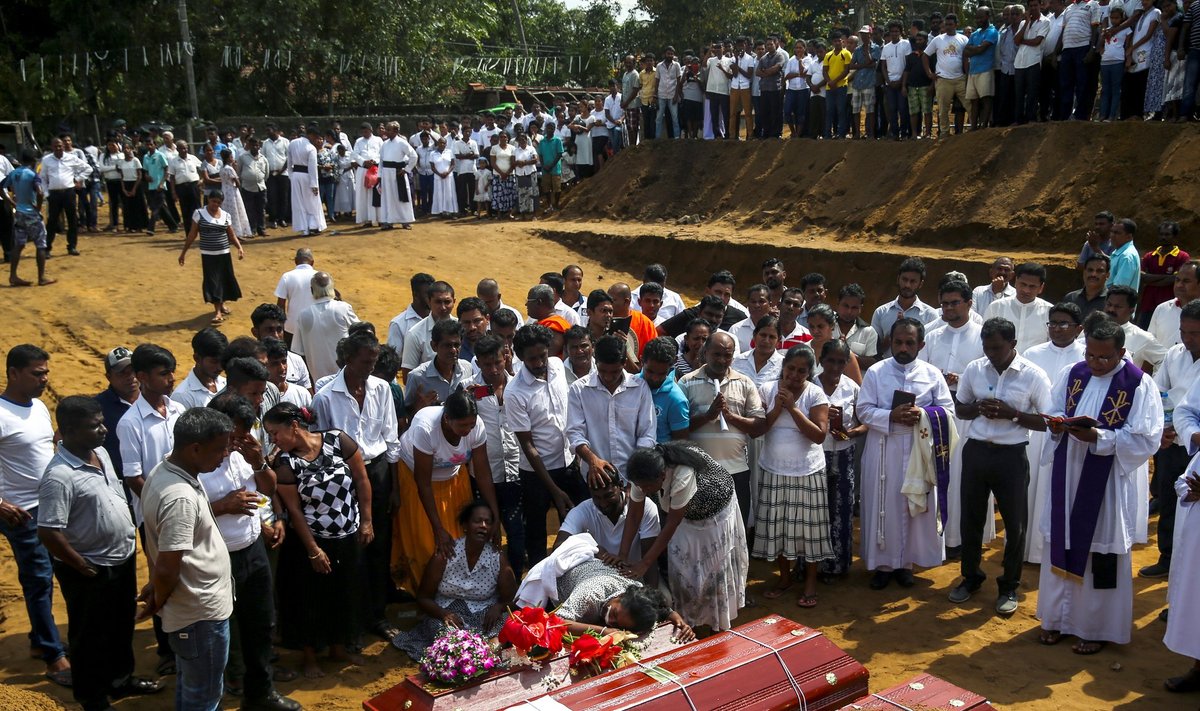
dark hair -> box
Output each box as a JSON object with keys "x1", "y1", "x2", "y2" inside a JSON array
[
  {"x1": 1084, "y1": 312, "x2": 1125, "y2": 348},
  {"x1": 1049, "y1": 301, "x2": 1084, "y2": 324},
  {"x1": 191, "y1": 327, "x2": 228, "y2": 360},
  {"x1": 945, "y1": 12, "x2": 958, "y2": 21},
  {"x1": 565, "y1": 324, "x2": 591, "y2": 344},
  {"x1": 643, "y1": 264, "x2": 668, "y2": 284},
  {"x1": 1116, "y1": 217, "x2": 1137, "y2": 235},
  {"x1": 761, "y1": 257, "x2": 784, "y2": 271},
  {"x1": 594, "y1": 335, "x2": 626, "y2": 365},
  {"x1": 225, "y1": 357, "x2": 270, "y2": 386},
  {"x1": 513, "y1": 324, "x2": 553, "y2": 359},
  {"x1": 698, "y1": 294, "x2": 725, "y2": 315},
  {"x1": 587, "y1": 288, "x2": 614, "y2": 312},
  {"x1": 131, "y1": 344, "x2": 176, "y2": 374},
  {"x1": 7, "y1": 344, "x2": 49, "y2": 371},
  {"x1": 174, "y1": 408, "x2": 234, "y2": 448},
  {"x1": 264, "y1": 401, "x2": 317, "y2": 427},
  {"x1": 707, "y1": 270, "x2": 736, "y2": 288},
  {"x1": 262, "y1": 337, "x2": 289, "y2": 361},
  {"x1": 642, "y1": 336, "x2": 678, "y2": 364},
  {"x1": 490, "y1": 308, "x2": 519, "y2": 330},
  {"x1": 806, "y1": 303, "x2": 837, "y2": 327},
  {"x1": 411, "y1": 272, "x2": 436, "y2": 293},
  {"x1": 1083, "y1": 253, "x2": 1111, "y2": 271},
  {"x1": 981, "y1": 317, "x2": 1017, "y2": 342},
  {"x1": 753, "y1": 314, "x2": 781, "y2": 336},
  {"x1": 890, "y1": 317, "x2": 925, "y2": 341},
  {"x1": 474, "y1": 334, "x2": 504, "y2": 360},
  {"x1": 221, "y1": 336, "x2": 266, "y2": 369},
  {"x1": 1094, "y1": 210, "x2": 1114, "y2": 224},
  {"x1": 746, "y1": 283, "x2": 769, "y2": 299},
  {"x1": 782, "y1": 344, "x2": 816, "y2": 371},
  {"x1": 615, "y1": 586, "x2": 671, "y2": 634},
  {"x1": 1182, "y1": 299, "x2": 1200, "y2": 322},
  {"x1": 939, "y1": 280, "x2": 972, "y2": 302},
  {"x1": 562, "y1": 264, "x2": 583, "y2": 280},
  {"x1": 373, "y1": 345, "x2": 402, "y2": 381},
  {"x1": 457, "y1": 296, "x2": 488, "y2": 319},
  {"x1": 898, "y1": 257, "x2": 927, "y2": 280},
  {"x1": 627, "y1": 442, "x2": 709, "y2": 485},
  {"x1": 443, "y1": 388, "x2": 479, "y2": 419},
  {"x1": 457, "y1": 500, "x2": 494, "y2": 527},
  {"x1": 684, "y1": 317, "x2": 713, "y2": 340},
  {"x1": 820, "y1": 338, "x2": 852, "y2": 362},
  {"x1": 639, "y1": 282, "x2": 664, "y2": 299},
  {"x1": 56, "y1": 395, "x2": 102, "y2": 432},
  {"x1": 1160, "y1": 220, "x2": 1180, "y2": 238},
  {"x1": 250, "y1": 303, "x2": 287, "y2": 328},
  {"x1": 431, "y1": 319, "x2": 464, "y2": 344},
  {"x1": 540, "y1": 272, "x2": 565, "y2": 298},
  {"x1": 1014, "y1": 262, "x2": 1047, "y2": 283},
  {"x1": 428, "y1": 280, "x2": 456, "y2": 298},
  {"x1": 1107, "y1": 284, "x2": 1139, "y2": 310},
  {"x1": 838, "y1": 283, "x2": 866, "y2": 302},
  {"x1": 207, "y1": 391, "x2": 257, "y2": 429},
  {"x1": 800, "y1": 273, "x2": 826, "y2": 289}
]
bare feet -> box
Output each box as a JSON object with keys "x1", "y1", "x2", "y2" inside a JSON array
[
  {"x1": 330, "y1": 646, "x2": 364, "y2": 667},
  {"x1": 10, "y1": 277, "x2": 32, "y2": 287},
  {"x1": 38, "y1": 278, "x2": 56, "y2": 286},
  {"x1": 302, "y1": 660, "x2": 324, "y2": 679},
  {"x1": 762, "y1": 581, "x2": 793, "y2": 600}
]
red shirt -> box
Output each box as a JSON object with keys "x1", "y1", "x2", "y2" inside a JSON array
[{"x1": 1140, "y1": 246, "x2": 1190, "y2": 313}]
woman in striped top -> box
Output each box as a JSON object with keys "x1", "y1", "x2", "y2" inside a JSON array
[{"x1": 179, "y1": 190, "x2": 244, "y2": 324}]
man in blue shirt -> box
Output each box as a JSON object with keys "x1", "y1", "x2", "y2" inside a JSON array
[
  {"x1": 638, "y1": 337, "x2": 689, "y2": 443},
  {"x1": 1106, "y1": 217, "x2": 1141, "y2": 293},
  {"x1": 536, "y1": 129, "x2": 564, "y2": 213},
  {"x1": 0, "y1": 149, "x2": 54, "y2": 286},
  {"x1": 140, "y1": 140, "x2": 177, "y2": 235},
  {"x1": 964, "y1": 6, "x2": 999, "y2": 129}
]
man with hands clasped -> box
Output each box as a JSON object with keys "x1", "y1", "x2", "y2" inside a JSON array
[{"x1": 949, "y1": 317, "x2": 1052, "y2": 616}]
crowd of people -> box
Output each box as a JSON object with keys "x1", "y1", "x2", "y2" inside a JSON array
[{"x1": 3, "y1": 203, "x2": 1200, "y2": 709}]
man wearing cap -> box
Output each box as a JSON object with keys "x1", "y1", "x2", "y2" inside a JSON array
[
  {"x1": 95, "y1": 347, "x2": 140, "y2": 481},
  {"x1": 287, "y1": 125, "x2": 326, "y2": 237},
  {"x1": 848, "y1": 26, "x2": 881, "y2": 139}
]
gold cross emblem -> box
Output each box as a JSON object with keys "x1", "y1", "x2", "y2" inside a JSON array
[
  {"x1": 1066, "y1": 378, "x2": 1084, "y2": 412},
  {"x1": 935, "y1": 444, "x2": 949, "y2": 461},
  {"x1": 1102, "y1": 391, "x2": 1130, "y2": 427}
]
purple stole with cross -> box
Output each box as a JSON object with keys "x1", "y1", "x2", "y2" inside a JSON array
[
  {"x1": 922, "y1": 406, "x2": 954, "y2": 527},
  {"x1": 1049, "y1": 360, "x2": 1143, "y2": 580}
]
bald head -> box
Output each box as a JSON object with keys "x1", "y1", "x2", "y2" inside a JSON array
[
  {"x1": 477, "y1": 278, "x2": 500, "y2": 299},
  {"x1": 703, "y1": 331, "x2": 737, "y2": 376},
  {"x1": 607, "y1": 283, "x2": 633, "y2": 316},
  {"x1": 311, "y1": 271, "x2": 335, "y2": 299},
  {"x1": 295, "y1": 248, "x2": 314, "y2": 265}
]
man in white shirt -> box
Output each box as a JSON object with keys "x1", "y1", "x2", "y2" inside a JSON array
[
  {"x1": 631, "y1": 263, "x2": 687, "y2": 321},
  {"x1": 472, "y1": 335, "x2": 524, "y2": 569},
  {"x1": 171, "y1": 327, "x2": 228, "y2": 410},
  {"x1": 452, "y1": 125, "x2": 478, "y2": 216},
  {"x1": 0, "y1": 344, "x2": 71, "y2": 682},
  {"x1": 287, "y1": 125, "x2": 326, "y2": 236},
  {"x1": 311, "y1": 333, "x2": 401, "y2": 642},
  {"x1": 729, "y1": 285, "x2": 774, "y2": 353},
  {"x1": 506, "y1": 324, "x2": 586, "y2": 572},
  {"x1": 880, "y1": 23, "x2": 911, "y2": 138},
  {"x1": 706, "y1": 42, "x2": 735, "y2": 138},
  {"x1": 1013, "y1": 0, "x2": 1052, "y2": 123},
  {"x1": 1149, "y1": 261, "x2": 1200, "y2": 349},
  {"x1": 167, "y1": 140, "x2": 203, "y2": 235},
  {"x1": 250, "y1": 303, "x2": 313, "y2": 393},
  {"x1": 871, "y1": 257, "x2": 940, "y2": 357},
  {"x1": 554, "y1": 475, "x2": 661, "y2": 579},
  {"x1": 378, "y1": 121, "x2": 418, "y2": 230},
  {"x1": 476, "y1": 277, "x2": 524, "y2": 325},
  {"x1": 1022, "y1": 303, "x2": 1086, "y2": 564},
  {"x1": 260, "y1": 124, "x2": 290, "y2": 229},
  {"x1": 951, "y1": 317, "x2": 1053, "y2": 615},
  {"x1": 1058, "y1": 0, "x2": 1101, "y2": 119},
  {"x1": 729, "y1": 36, "x2": 756, "y2": 139},
  {"x1": 273, "y1": 248, "x2": 317, "y2": 342},
  {"x1": 985, "y1": 262, "x2": 1054, "y2": 353},
  {"x1": 40, "y1": 137, "x2": 91, "y2": 256},
  {"x1": 603, "y1": 81, "x2": 626, "y2": 151},
  {"x1": 388, "y1": 272, "x2": 435, "y2": 355},
  {"x1": 400, "y1": 280, "x2": 457, "y2": 376},
  {"x1": 566, "y1": 335, "x2": 657, "y2": 490},
  {"x1": 235, "y1": 137, "x2": 269, "y2": 237},
  {"x1": 923, "y1": 14, "x2": 971, "y2": 137},
  {"x1": 655, "y1": 47, "x2": 684, "y2": 138},
  {"x1": 1106, "y1": 286, "x2": 1167, "y2": 374},
  {"x1": 291, "y1": 272, "x2": 360, "y2": 381},
  {"x1": 972, "y1": 257, "x2": 1016, "y2": 315},
  {"x1": 351, "y1": 123, "x2": 383, "y2": 227}
]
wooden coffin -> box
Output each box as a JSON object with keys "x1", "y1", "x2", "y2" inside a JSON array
[
  {"x1": 362, "y1": 623, "x2": 680, "y2": 711},
  {"x1": 538, "y1": 616, "x2": 869, "y2": 710},
  {"x1": 838, "y1": 673, "x2": 996, "y2": 711}
]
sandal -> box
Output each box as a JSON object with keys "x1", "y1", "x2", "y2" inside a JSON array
[
  {"x1": 219, "y1": 305, "x2": 232, "y2": 315},
  {"x1": 762, "y1": 582, "x2": 793, "y2": 600},
  {"x1": 1165, "y1": 668, "x2": 1200, "y2": 693},
  {"x1": 1038, "y1": 629, "x2": 1063, "y2": 646},
  {"x1": 797, "y1": 595, "x2": 819, "y2": 609},
  {"x1": 210, "y1": 315, "x2": 225, "y2": 325},
  {"x1": 45, "y1": 668, "x2": 73, "y2": 688},
  {"x1": 1072, "y1": 639, "x2": 1106, "y2": 655}
]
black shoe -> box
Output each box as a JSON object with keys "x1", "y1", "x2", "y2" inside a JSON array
[
  {"x1": 948, "y1": 581, "x2": 979, "y2": 604},
  {"x1": 110, "y1": 676, "x2": 164, "y2": 698},
  {"x1": 1149, "y1": 498, "x2": 1162, "y2": 516},
  {"x1": 1139, "y1": 561, "x2": 1170, "y2": 578},
  {"x1": 1159, "y1": 607, "x2": 1170, "y2": 622},
  {"x1": 241, "y1": 691, "x2": 302, "y2": 711},
  {"x1": 869, "y1": 570, "x2": 891, "y2": 590},
  {"x1": 894, "y1": 569, "x2": 916, "y2": 587},
  {"x1": 68, "y1": 248, "x2": 81, "y2": 256},
  {"x1": 945, "y1": 545, "x2": 962, "y2": 561},
  {"x1": 257, "y1": 230, "x2": 267, "y2": 237}
]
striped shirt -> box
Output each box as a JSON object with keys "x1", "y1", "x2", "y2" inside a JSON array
[{"x1": 193, "y1": 208, "x2": 232, "y2": 255}]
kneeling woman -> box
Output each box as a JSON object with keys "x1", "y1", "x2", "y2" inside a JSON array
[
  {"x1": 393, "y1": 502, "x2": 516, "y2": 659},
  {"x1": 619, "y1": 442, "x2": 748, "y2": 632}
]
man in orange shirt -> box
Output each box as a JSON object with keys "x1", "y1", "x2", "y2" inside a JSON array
[{"x1": 608, "y1": 283, "x2": 657, "y2": 360}]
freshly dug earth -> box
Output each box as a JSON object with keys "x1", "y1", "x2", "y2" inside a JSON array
[
  {"x1": 561, "y1": 123, "x2": 1200, "y2": 253},
  {"x1": 0, "y1": 216, "x2": 1185, "y2": 711}
]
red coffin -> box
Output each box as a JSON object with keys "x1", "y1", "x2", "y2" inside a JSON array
[
  {"x1": 838, "y1": 673, "x2": 997, "y2": 711},
  {"x1": 541, "y1": 616, "x2": 869, "y2": 710}
]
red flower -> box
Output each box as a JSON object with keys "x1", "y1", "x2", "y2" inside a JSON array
[
  {"x1": 568, "y1": 633, "x2": 621, "y2": 672},
  {"x1": 498, "y1": 607, "x2": 567, "y2": 656}
]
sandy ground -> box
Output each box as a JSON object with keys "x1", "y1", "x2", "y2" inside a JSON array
[{"x1": 0, "y1": 216, "x2": 1192, "y2": 710}]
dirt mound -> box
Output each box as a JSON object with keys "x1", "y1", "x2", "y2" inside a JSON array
[
  {"x1": 563, "y1": 123, "x2": 1200, "y2": 252},
  {"x1": 0, "y1": 686, "x2": 65, "y2": 711}
]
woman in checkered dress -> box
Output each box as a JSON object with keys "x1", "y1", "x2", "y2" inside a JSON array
[
  {"x1": 265, "y1": 402, "x2": 374, "y2": 679},
  {"x1": 753, "y1": 344, "x2": 832, "y2": 609}
]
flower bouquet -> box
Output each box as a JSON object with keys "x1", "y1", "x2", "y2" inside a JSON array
[
  {"x1": 566, "y1": 630, "x2": 642, "y2": 679},
  {"x1": 497, "y1": 606, "x2": 568, "y2": 665},
  {"x1": 418, "y1": 626, "x2": 499, "y2": 688}
]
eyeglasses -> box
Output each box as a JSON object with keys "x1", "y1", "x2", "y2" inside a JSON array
[
  {"x1": 939, "y1": 300, "x2": 965, "y2": 308},
  {"x1": 1047, "y1": 321, "x2": 1078, "y2": 329}
]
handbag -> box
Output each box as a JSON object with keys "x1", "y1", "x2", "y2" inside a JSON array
[{"x1": 516, "y1": 174, "x2": 533, "y2": 188}]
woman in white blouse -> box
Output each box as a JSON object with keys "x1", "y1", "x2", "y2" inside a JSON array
[
  {"x1": 816, "y1": 339, "x2": 866, "y2": 582},
  {"x1": 117, "y1": 143, "x2": 148, "y2": 233},
  {"x1": 429, "y1": 137, "x2": 458, "y2": 217}
]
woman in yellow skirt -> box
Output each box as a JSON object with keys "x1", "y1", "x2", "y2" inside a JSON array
[{"x1": 393, "y1": 388, "x2": 503, "y2": 592}]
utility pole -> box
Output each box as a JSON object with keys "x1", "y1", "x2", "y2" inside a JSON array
[
  {"x1": 178, "y1": 0, "x2": 200, "y2": 143},
  {"x1": 511, "y1": 0, "x2": 529, "y2": 58}
]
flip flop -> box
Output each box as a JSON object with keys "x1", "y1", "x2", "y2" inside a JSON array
[
  {"x1": 220, "y1": 306, "x2": 232, "y2": 315},
  {"x1": 1072, "y1": 639, "x2": 1106, "y2": 655},
  {"x1": 762, "y1": 582, "x2": 793, "y2": 600},
  {"x1": 210, "y1": 315, "x2": 225, "y2": 325},
  {"x1": 1165, "y1": 669, "x2": 1200, "y2": 693},
  {"x1": 45, "y1": 668, "x2": 73, "y2": 688},
  {"x1": 1038, "y1": 629, "x2": 1063, "y2": 646},
  {"x1": 797, "y1": 595, "x2": 819, "y2": 609}
]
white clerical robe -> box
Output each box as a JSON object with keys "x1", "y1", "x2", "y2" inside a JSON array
[
  {"x1": 1035, "y1": 360, "x2": 1162, "y2": 644},
  {"x1": 1021, "y1": 339, "x2": 1084, "y2": 563},
  {"x1": 353, "y1": 134, "x2": 383, "y2": 224},
  {"x1": 984, "y1": 297, "x2": 1053, "y2": 354},
  {"x1": 287, "y1": 137, "x2": 326, "y2": 233},
  {"x1": 858, "y1": 357, "x2": 954, "y2": 571},
  {"x1": 1164, "y1": 468, "x2": 1200, "y2": 658},
  {"x1": 379, "y1": 136, "x2": 417, "y2": 226},
  {"x1": 920, "y1": 320, "x2": 994, "y2": 548},
  {"x1": 1120, "y1": 321, "x2": 1168, "y2": 373}
]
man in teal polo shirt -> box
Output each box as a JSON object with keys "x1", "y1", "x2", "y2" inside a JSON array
[
  {"x1": 536, "y1": 129, "x2": 563, "y2": 214},
  {"x1": 1107, "y1": 218, "x2": 1141, "y2": 293},
  {"x1": 638, "y1": 337, "x2": 690, "y2": 443}
]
